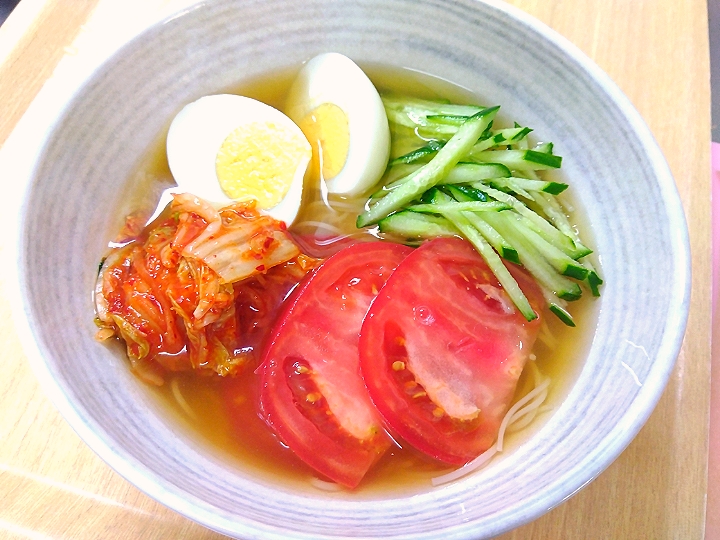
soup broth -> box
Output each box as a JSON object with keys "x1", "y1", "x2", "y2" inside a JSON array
[{"x1": 115, "y1": 64, "x2": 599, "y2": 494}]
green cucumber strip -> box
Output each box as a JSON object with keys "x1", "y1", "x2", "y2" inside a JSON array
[
  {"x1": 529, "y1": 190, "x2": 588, "y2": 248},
  {"x1": 446, "y1": 211, "x2": 536, "y2": 320},
  {"x1": 470, "y1": 214, "x2": 520, "y2": 263},
  {"x1": 434, "y1": 127, "x2": 533, "y2": 153},
  {"x1": 425, "y1": 116, "x2": 527, "y2": 135},
  {"x1": 444, "y1": 185, "x2": 519, "y2": 263},
  {"x1": 469, "y1": 149, "x2": 562, "y2": 170},
  {"x1": 535, "y1": 282, "x2": 576, "y2": 326},
  {"x1": 491, "y1": 180, "x2": 533, "y2": 200},
  {"x1": 446, "y1": 212, "x2": 536, "y2": 321},
  {"x1": 484, "y1": 212, "x2": 582, "y2": 301},
  {"x1": 385, "y1": 107, "x2": 422, "y2": 129},
  {"x1": 516, "y1": 213, "x2": 593, "y2": 260},
  {"x1": 469, "y1": 127, "x2": 533, "y2": 153},
  {"x1": 368, "y1": 187, "x2": 387, "y2": 201},
  {"x1": 438, "y1": 162, "x2": 512, "y2": 184},
  {"x1": 524, "y1": 150, "x2": 562, "y2": 167},
  {"x1": 549, "y1": 304, "x2": 576, "y2": 327},
  {"x1": 382, "y1": 163, "x2": 423, "y2": 188},
  {"x1": 389, "y1": 133, "x2": 434, "y2": 164},
  {"x1": 516, "y1": 167, "x2": 541, "y2": 180},
  {"x1": 476, "y1": 185, "x2": 591, "y2": 259},
  {"x1": 506, "y1": 214, "x2": 590, "y2": 280},
  {"x1": 357, "y1": 107, "x2": 500, "y2": 227},
  {"x1": 534, "y1": 142, "x2": 554, "y2": 154},
  {"x1": 531, "y1": 191, "x2": 603, "y2": 295},
  {"x1": 422, "y1": 124, "x2": 532, "y2": 146},
  {"x1": 378, "y1": 211, "x2": 459, "y2": 238},
  {"x1": 408, "y1": 201, "x2": 510, "y2": 213},
  {"x1": 382, "y1": 96, "x2": 485, "y2": 119},
  {"x1": 488, "y1": 177, "x2": 568, "y2": 195},
  {"x1": 586, "y1": 269, "x2": 604, "y2": 297},
  {"x1": 515, "y1": 132, "x2": 529, "y2": 150},
  {"x1": 426, "y1": 114, "x2": 469, "y2": 126},
  {"x1": 531, "y1": 191, "x2": 574, "y2": 235},
  {"x1": 416, "y1": 124, "x2": 464, "y2": 138},
  {"x1": 429, "y1": 191, "x2": 536, "y2": 321},
  {"x1": 390, "y1": 140, "x2": 445, "y2": 165},
  {"x1": 509, "y1": 126, "x2": 533, "y2": 142},
  {"x1": 447, "y1": 184, "x2": 489, "y2": 202},
  {"x1": 388, "y1": 157, "x2": 511, "y2": 193}
]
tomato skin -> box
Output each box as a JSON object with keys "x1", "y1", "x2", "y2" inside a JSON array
[
  {"x1": 359, "y1": 237, "x2": 544, "y2": 465},
  {"x1": 258, "y1": 241, "x2": 412, "y2": 488}
]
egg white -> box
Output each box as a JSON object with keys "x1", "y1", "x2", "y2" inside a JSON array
[
  {"x1": 166, "y1": 94, "x2": 311, "y2": 225},
  {"x1": 285, "y1": 53, "x2": 390, "y2": 196}
]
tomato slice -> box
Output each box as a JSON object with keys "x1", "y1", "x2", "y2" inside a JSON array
[
  {"x1": 258, "y1": 241, "x2": 413, "y2": 488},
  {"x1": 359, "y1": 237, "x2": 544, "y2": 465}
]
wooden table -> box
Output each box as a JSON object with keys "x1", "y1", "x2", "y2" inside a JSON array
[{"x1": 0, "y1": 0, "x2": 711, "y2": 538}]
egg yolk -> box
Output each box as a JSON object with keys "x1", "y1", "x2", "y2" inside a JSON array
[
  {"x1": 296, "y1": 103, "x2": 350, "y2": 181},
  {"x1": 215, "y1": 121, "x2": 309, "y2": 208}
]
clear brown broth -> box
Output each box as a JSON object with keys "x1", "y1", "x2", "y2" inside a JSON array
[{"x1": 122, "y1": 64, "x2": 599, "y2": 494}]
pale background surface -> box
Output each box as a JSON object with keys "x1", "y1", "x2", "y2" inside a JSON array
[
  {"x1": 705, "y1": 1, "x2": 719, "y2": 539},
  {"x1": 0, "y1": 1, "x2": 711, "y2": 539},
  {"x1": 711, "y1": 0, "x2": 718, "y2": 141}
]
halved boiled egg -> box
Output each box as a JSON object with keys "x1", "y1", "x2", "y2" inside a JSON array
[
  {"x1": 285, "y1": 53, "x2": 390, "y2": 196},
  {"x1": 166, "y1": 94, "x2": 312, "y2": 225}
]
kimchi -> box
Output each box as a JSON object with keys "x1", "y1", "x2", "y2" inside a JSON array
[{"x1": 94, "y1": 194, "x2": 317, "y2": 385}]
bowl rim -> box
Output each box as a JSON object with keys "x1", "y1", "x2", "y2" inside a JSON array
[{"x1": 3, "y1": 0, "x2": 691, "y2": 538}]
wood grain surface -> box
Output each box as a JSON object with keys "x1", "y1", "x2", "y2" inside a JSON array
[{"x1": 0, "y1": 0, "x2": 710, "y2": 538}]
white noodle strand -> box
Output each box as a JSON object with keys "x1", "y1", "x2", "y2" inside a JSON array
[
  {"x1": 170, "y1": 378, "x2": 197, "y2": 421},
  {"x1": 431, "y1": 371, "x2": 551, "y2": 487},
  {"x1": 314, "y1": 233, "x2": 369, "y2": 247},
  {"x1": 293, "y1": 220, "x2": 346, "y2": 236},
  {"x1": 536, "y1": 320, "x2": 558, "y2": 350},
  {"x1": 431, "y1": 446, "x2": 499, "y2": 486},
  {"x1": 496, "y1": 377, "x2": 550, "y2": 451},
  {"x1": 501, "y1": 381, "x2": 550, "y2": 436}
]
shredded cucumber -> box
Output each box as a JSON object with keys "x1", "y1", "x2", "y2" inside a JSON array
[
  {"x1": 487, "y1": 177, "x2": 568, "y2": 195},
  {"x1": 390, "y1": 140, "x2": 445, "y2": 165},
  {"x1": 382, "y1": 96, "x2": 485, "y2": 119},
  {"x1": 474, "y1": 185, "x2": 592, "y2": 259},
  {"x1": 383, "y1": 162, "x2": 511, "y2": 192},
  {"x1": 468, "y1": 149, "x2": 562, "y2": 170},
  {"x1": 408, "y1": 201, "x2": 510, "y2": 213},
  {"x1": 378, "y1": 211, "x2": 458, "y2": 238},
  {"x1": 357, "y1": 106, "x2": 499, "y2": 227},
  {"x1": 443, "y1": 185, "x2": 519, "y2": 263},
  {"x1": 359, "y1": 96, "x2": 602, "y2": 326}
]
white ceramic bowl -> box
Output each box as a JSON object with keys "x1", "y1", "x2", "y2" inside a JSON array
[{"x1": 8, "y1": 0, "x2": 690, "y2": 538}]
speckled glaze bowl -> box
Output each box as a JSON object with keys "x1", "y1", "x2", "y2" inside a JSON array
[{"x1": 8, "y1": 0, "x2": 690, "y2": 538}]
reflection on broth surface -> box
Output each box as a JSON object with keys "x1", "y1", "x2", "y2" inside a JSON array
[{"x1": 102, "y1": 63, "x2": 599, "y2": 493}]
